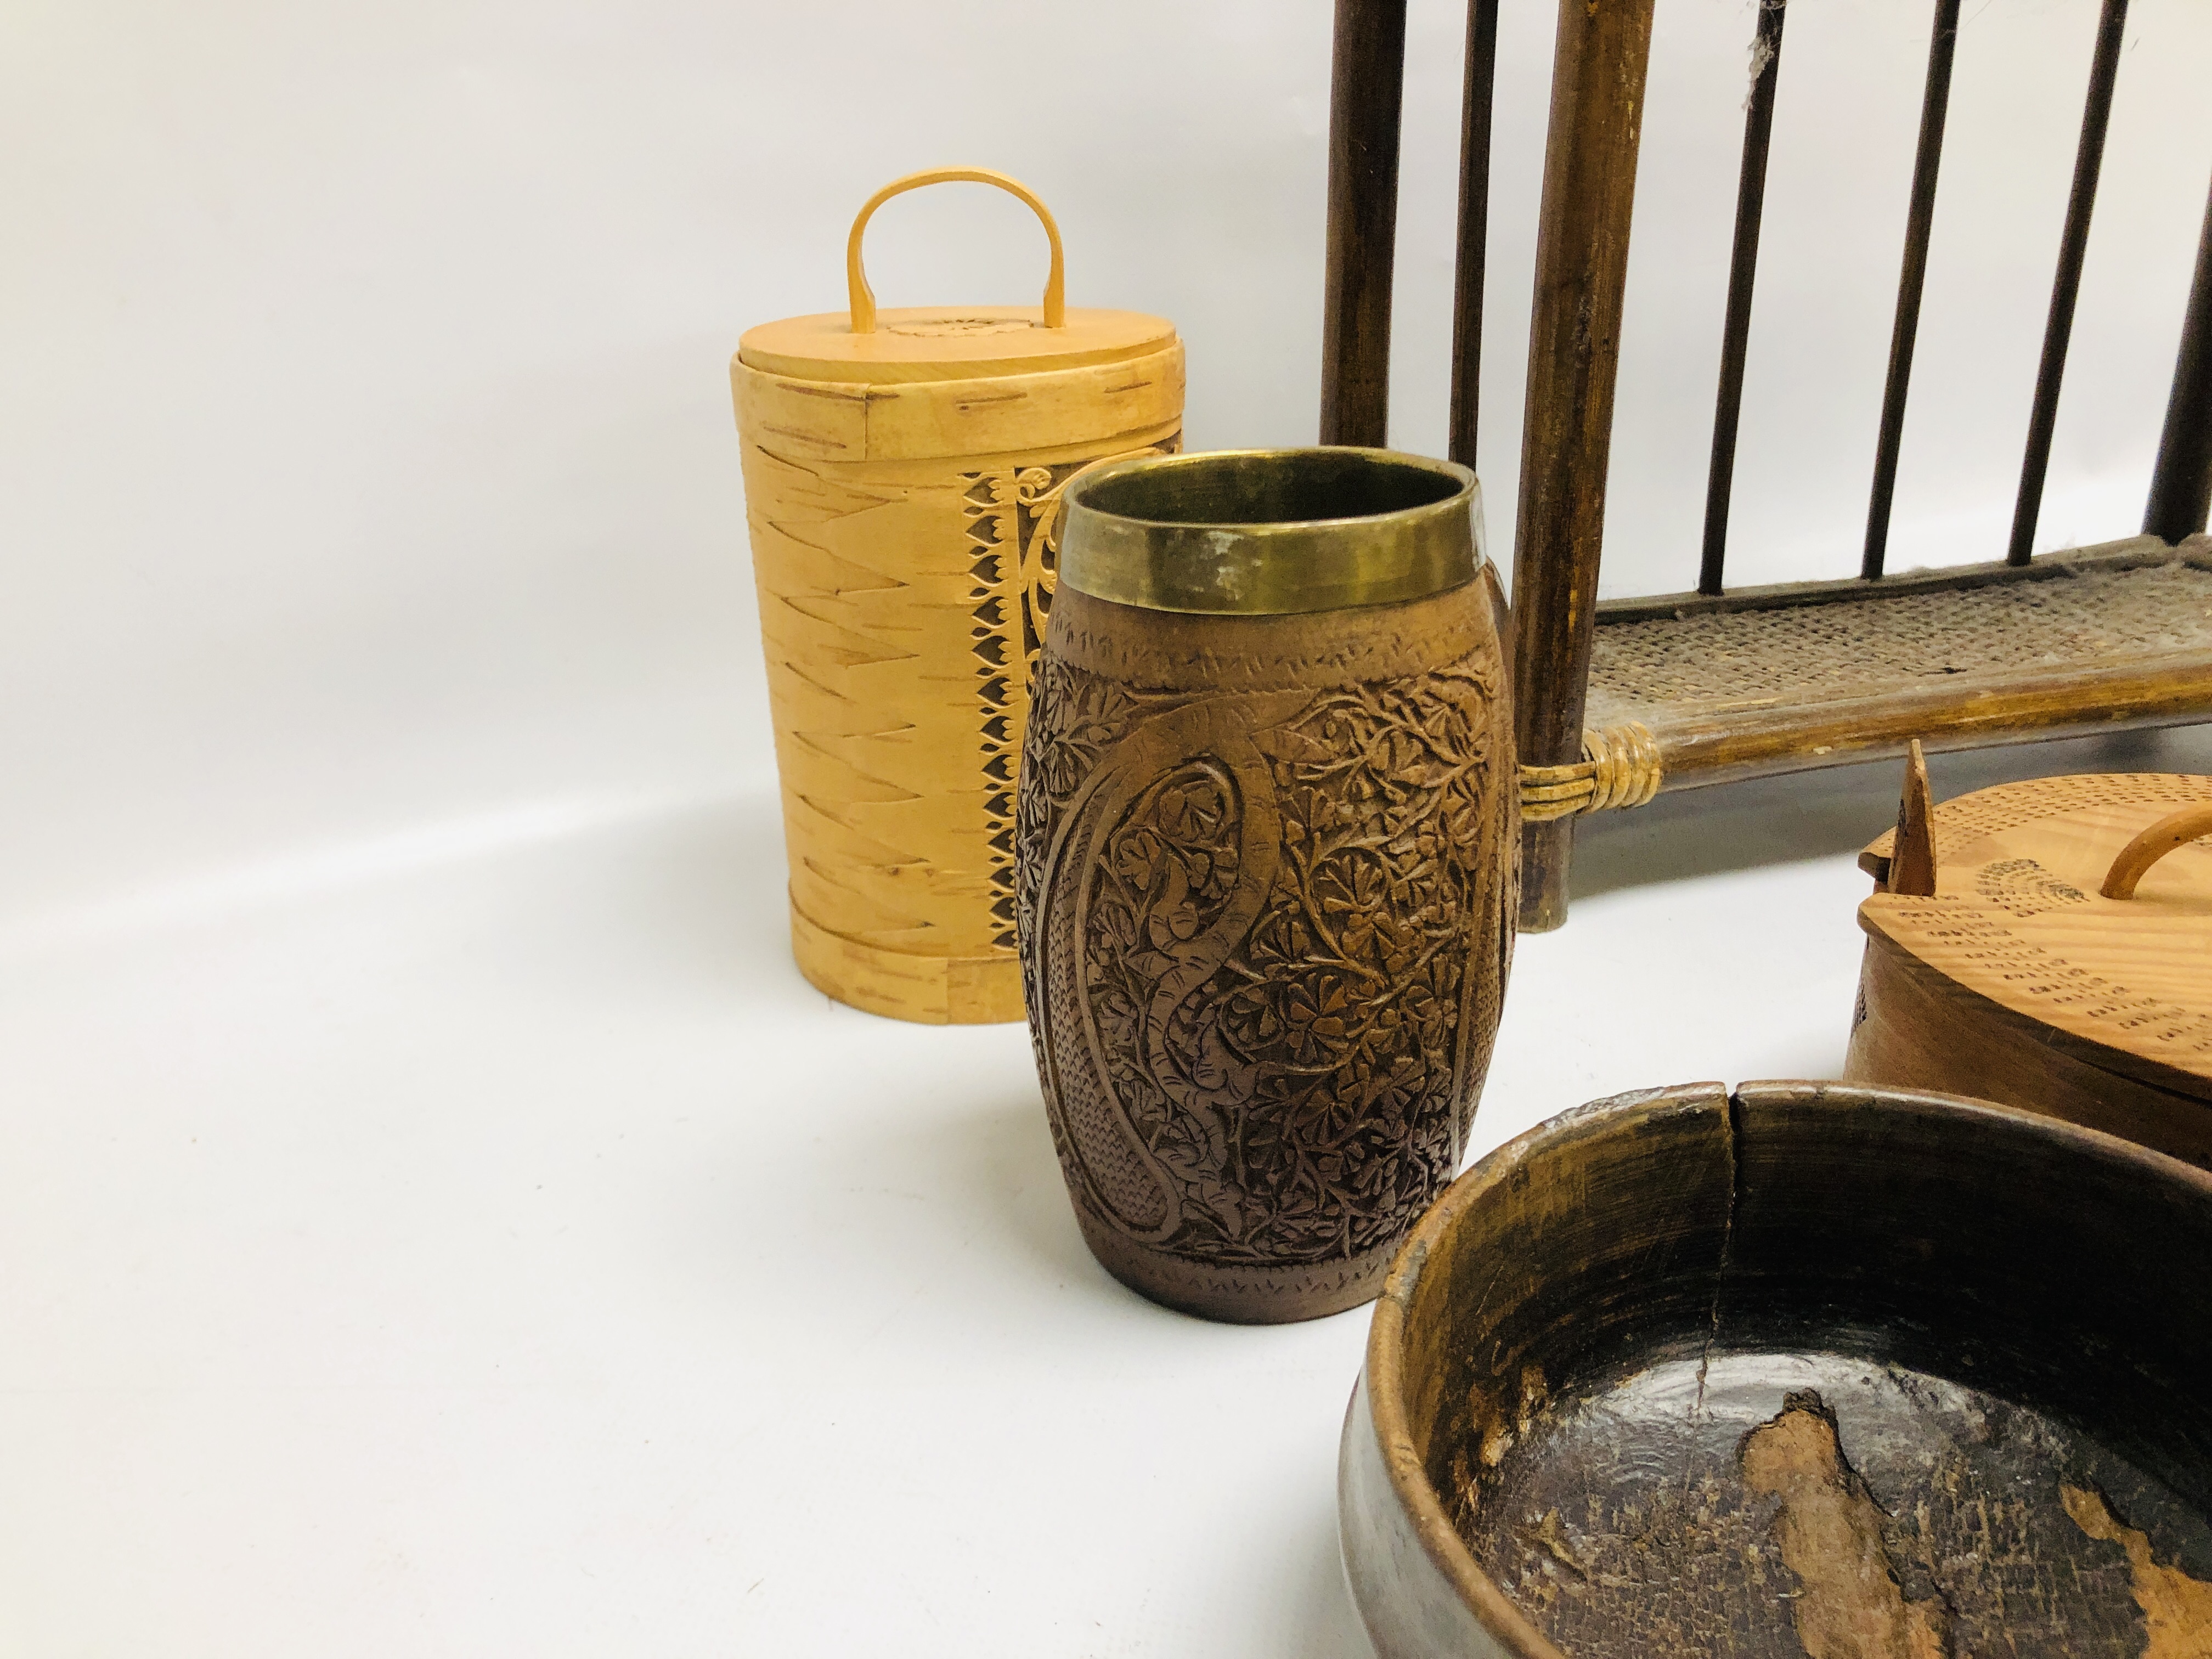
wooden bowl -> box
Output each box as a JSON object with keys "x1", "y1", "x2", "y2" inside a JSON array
[{"x1": 1339, "y1": 1081, "x2": 2212, "y2": 1658}]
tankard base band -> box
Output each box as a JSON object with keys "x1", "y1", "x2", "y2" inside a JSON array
[{"x1": 1072, "y1": 1205, "x2": 1402, "y2": 1325}]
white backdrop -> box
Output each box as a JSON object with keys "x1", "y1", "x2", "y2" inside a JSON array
[
  {"x1": 5, "y1": 2, "x2": 2211, "y2": 1654},
  {"x1": 8, "y1": 0, "x2": 2210, "y2": 918}
]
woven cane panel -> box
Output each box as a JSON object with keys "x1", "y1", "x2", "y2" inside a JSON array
[{"x1": 1587, "y1": 560, "x2": 2212, "y2": 719}]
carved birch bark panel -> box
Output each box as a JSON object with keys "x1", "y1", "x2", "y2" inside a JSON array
[{"x1": 732, "y1": 347, "x2": 1182, "y2": 1023}]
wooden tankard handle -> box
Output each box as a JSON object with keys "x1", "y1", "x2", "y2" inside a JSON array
[
  {"x1": 844, "y1": 167, "x2": 1066, "y2": 335},
  {"x1": 2100, "y1": 803, "x2": 2212, "y2": 899}
]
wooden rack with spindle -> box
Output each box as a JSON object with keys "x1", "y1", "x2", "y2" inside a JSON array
[{"x1": 1320, "y1": 0, "x2": 2212, "y2": 929}]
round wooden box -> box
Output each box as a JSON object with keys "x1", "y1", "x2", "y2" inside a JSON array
[
  {"x1": 1845, "y1": 761, "x2": 2212, "y2": 1168},
  {"x1": 731, "y1": 168, "x2": 1183, "y2": 1023}
]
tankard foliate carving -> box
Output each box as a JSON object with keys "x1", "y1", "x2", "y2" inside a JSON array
[{"x1": 1017, "y1": 449, "x2": 1517, "y2": 1323}]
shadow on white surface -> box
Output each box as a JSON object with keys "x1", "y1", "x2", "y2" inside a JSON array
[
  {"x1": 574, "y1": 788, "x2": 804, "y2": 998},
  {"x1": 8, "y1": 672, "x2": 2210, "y2": 1658},
  {"x1": 723, "y1": 1092, "x2": 1143, "y2": 1322}
]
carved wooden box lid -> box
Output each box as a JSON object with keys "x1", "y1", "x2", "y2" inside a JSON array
[{"x1": 1859, "y1": 770, "x2": 2212, "y2": 1102}]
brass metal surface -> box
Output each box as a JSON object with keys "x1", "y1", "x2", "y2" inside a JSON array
[{"x1": 1057, "y1": 447, "x2": 1482, "y2": 615}]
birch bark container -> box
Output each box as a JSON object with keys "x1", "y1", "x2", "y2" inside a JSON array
[{"x1": 731, "y1": 168, "x2": 1183, "y2": 1023}]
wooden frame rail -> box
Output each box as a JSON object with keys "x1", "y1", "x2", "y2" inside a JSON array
[
  {"x1": 1699, "y1": 0, "x2": 1786, "y2": 598},
  {"x1": 1863, "y1": 0, "x2": 1961, "y2": 582},
  {"x1": 1319, "y1": 0, "x2": 1407, "y2": 448},
  {"x1": 1320, "y1": 0, "x2": 2212, "y2": 930}
]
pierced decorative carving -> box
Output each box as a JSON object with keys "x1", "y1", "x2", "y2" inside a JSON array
[
  {"x1": 1018, "y1": 586, "x2": 1516, "y2": 1321},
  {"x1": 966, "y1": 448, "x2": 1174, "y2": 951}
]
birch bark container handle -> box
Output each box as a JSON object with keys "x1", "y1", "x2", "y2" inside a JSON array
[{"x1": 844, "y1": 167, "x2": 1066, "y2": 335}]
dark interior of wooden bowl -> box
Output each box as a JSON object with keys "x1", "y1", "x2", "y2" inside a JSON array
[{"x1": 1398, "y1": 1082, "x2": 2212, "y2": 1658}]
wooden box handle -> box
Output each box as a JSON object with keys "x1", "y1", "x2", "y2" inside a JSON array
[
  {"x1": 2101, "y1": 803, "x2": 2212, "y2": 899},
  {"x1": 845, "y1": 167, "x2": 1066, "y2": 335}
]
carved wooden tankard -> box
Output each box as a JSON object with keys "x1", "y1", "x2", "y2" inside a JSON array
[{"x1": 1018, "y1": 449, "x2": 1517, "y2": 1323}]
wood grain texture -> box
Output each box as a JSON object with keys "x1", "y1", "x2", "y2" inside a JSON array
[
  {"x1": 1887, "y1": 740, "x2": 1937, "y2": 897},
  {"x1": 732, "y1": 349, "x2": 1182, "y2": 1023},
  {"x1": 1321, "y1": 0, "x2": 1409, "y2": 448},
  {"x1": 1864, "y1": 769, "x2": 2212, "y2": 873},
  {"x1": 1855, "y1": 773, "x2": 2212, "y2": 1097},
  {"x1": 2103, "y1": 802, "x2": 2212, "y2": 899},
  {"x1": 1447, "y1": 0, "x2": 1500, "y2": 471},
  {"x1": 1341, "y1": 1080, "x2": 2212, "y2": 1657},
  {"x1": 1509, "y1": 0, "x2": 1656, "y2": 932},
  {"x1": 1846, "y1": 932, "x2": 2212, "y2": 1169},
  {"x1": 1846, "y1": 770, "x2": 2212, "y2": 1167},
  {"x1": 1018, "y1": 582, "x2": 1516, "y2": 1322},
  {"x1": 1479, "y1": 0, "x2": 2212, "y2": 930}
]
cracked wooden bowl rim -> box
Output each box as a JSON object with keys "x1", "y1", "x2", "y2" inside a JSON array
[{"x1": 1348, "y1": 1079, "x2": 2212, "y2": 1659}]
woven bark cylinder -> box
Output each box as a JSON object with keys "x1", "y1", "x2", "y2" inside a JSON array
[
  {"x1": 731, "y1": 170, "x2": 1183, "y2": 1023},
  {"x1": 1019, "y1": 449, "x2": 1518, "y2": 1322}
]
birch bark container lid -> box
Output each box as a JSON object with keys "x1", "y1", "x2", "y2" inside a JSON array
[
  {"x1": 730, "y1": 168, "x2": 1183, "y2": 1026},
  {"x1": 1856, "y1": 766, "x2": 2212, "y2": 1104},
  {"x1": 737, "y1": 168, "x2": 1175, "y2": 388}
]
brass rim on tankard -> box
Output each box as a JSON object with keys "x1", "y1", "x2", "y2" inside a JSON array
[{"x1": 1057, "y1": 447, "x2": 1484, "y2": 616}]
